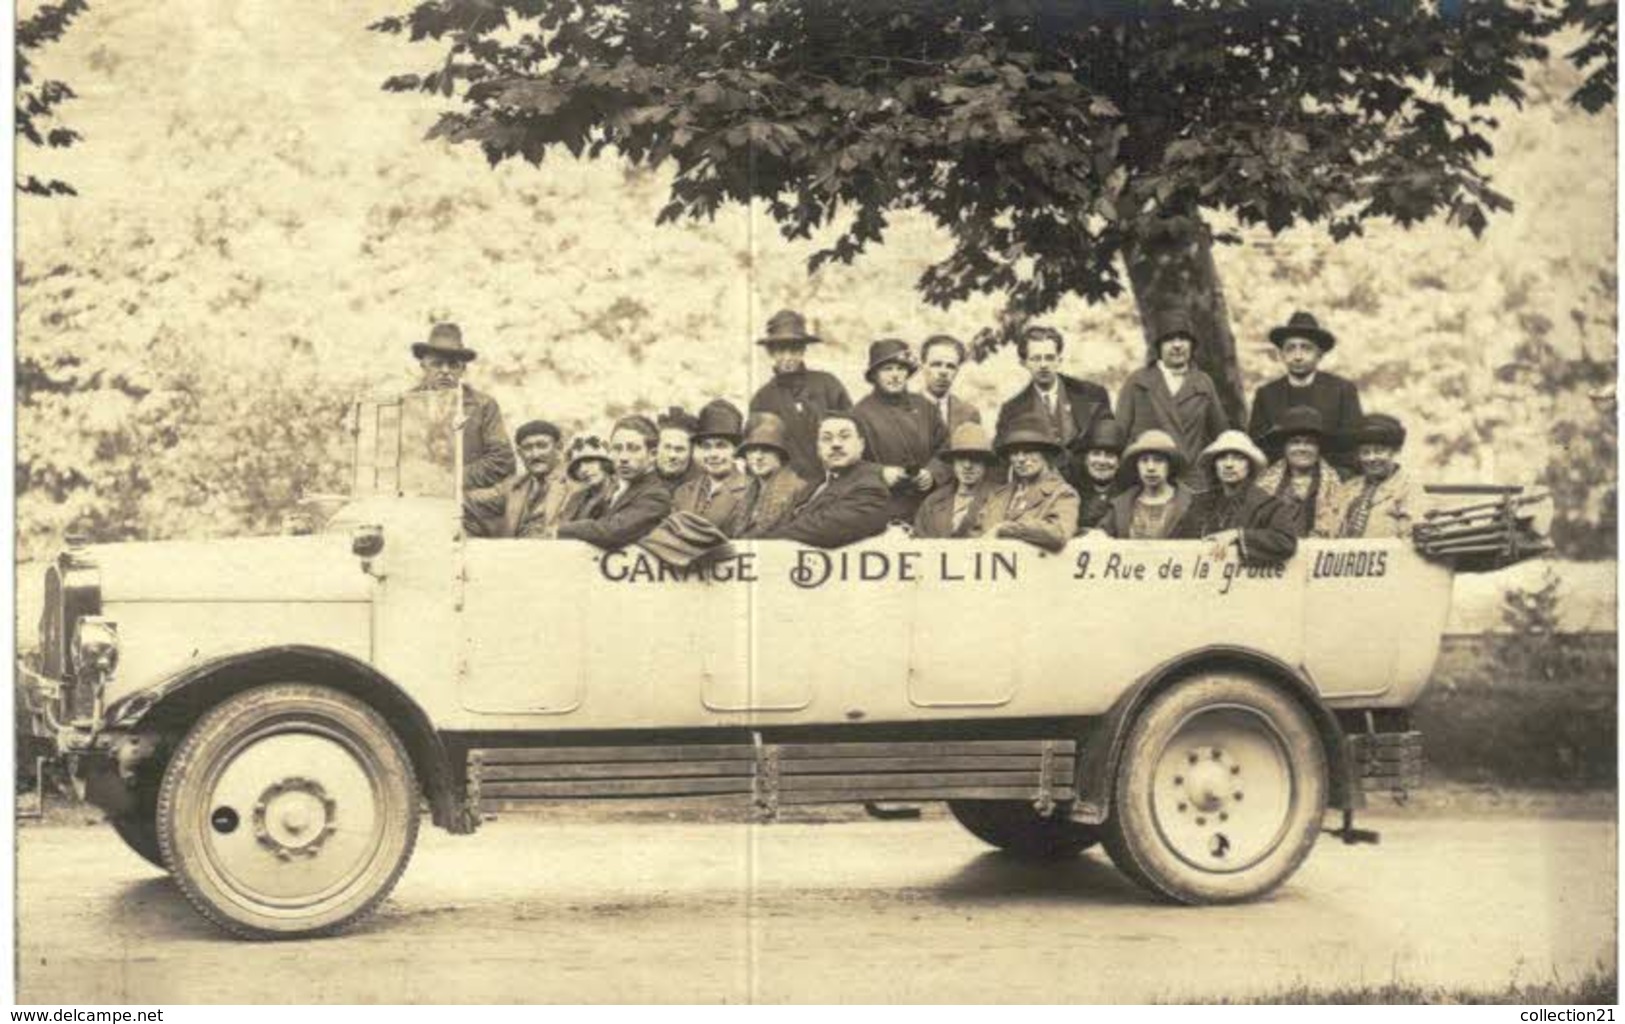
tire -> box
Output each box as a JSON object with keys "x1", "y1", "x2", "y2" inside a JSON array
[
  {"x1": 1103, "y1": 672, "x2": 1328, "y2": 904},
  {"x1": 155, "y1": 683, "x2": 420, "y2": 939},
  {"x1": 948, "y1": 800, "x2": 1102, "y2": 859}
]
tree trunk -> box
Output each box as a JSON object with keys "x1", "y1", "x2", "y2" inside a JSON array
[{"x1": 1122, "y1": 214, "x2": 1248, "y2": 427}]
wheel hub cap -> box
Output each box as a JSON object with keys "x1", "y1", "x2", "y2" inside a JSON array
[
  {"x1": 253, "y1": 777, "x2": 337, "y2": 859},
  {"x1": 1152, "y1": 707, "x2": 1295, "y2": 874}
]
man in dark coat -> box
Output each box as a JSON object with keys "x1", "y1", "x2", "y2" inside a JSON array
[
  {"x1": 557, "y1": 415, "x2": 673, "y2": 550},
  {"x1": 913, "y1": 423, "x2": 1000, "y2": 539},
  {"x1": 463, "y1": 420, "x2": 569, "y2": 539},
  {"x1": 1116, "y1": 319, "x2": 1228, "y2": 471},
  {"x1": 919, "y1": 334, "x2": 982, "y2": 434},
  {"x1": 410, "y1": 322, "x2": 516, "y2": 490},
  {"x1": 994, "y1": 324, "x2": 1113, "y2": 494},
  {"x1": 1247, "y1": 311, "x2": 1364, "y2": 477},
  {"x1": 747, "y1": 309, "x2": 854, "y2": 481},
  {"x1": 767, "y1": 412, "x2": 891, "y2": 548},
  {"x1": 852, "y1": 338, "x2": 950, "y2": 524}
]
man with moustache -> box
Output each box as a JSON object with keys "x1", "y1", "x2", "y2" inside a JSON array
[
  {"x1": 851, "y1": 338, "x2": 949, "y2": 524},
  {"x1": 670, "y1": 399, "x2": 751, "y2": 537},
  {"x1": 747, "y1": 309, "x2": 854, "y2": 481},
  {"x1": 557, "y1": 414, "x2": 673, "y2": 550},
  {"x1": 1248, "y1": 311, "x2": 1365, "y2": 477},
  {"x1": 919, "y1": 334, "x2": 982, "y2": 433},
  {"x1": 409, "y1": 322, "x2": 516, "y2": 490},
  {"x1": 766, "y1": 412, "x2": 891, "y2": 549},
  {"x1": 994, "y1": 324, "x2": 1113, "y2": 493},
  {"x1": 463, "y1": 420, "x2": 570, "y2": 539}
]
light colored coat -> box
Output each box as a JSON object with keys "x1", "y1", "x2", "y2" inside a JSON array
[
  {"x1": 972, "y1": 469, "x2": 1081, "y2": 553},
  {"x1": 671, "y1": 469, "x2": 752, "y2": 538},
  {"x1": 1330, "y1": 467, "x2": 1422, "y2": 539}
]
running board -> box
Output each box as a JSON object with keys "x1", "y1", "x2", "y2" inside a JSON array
[{"x1": 467, "y1": 738, "x2": 1076, "y2": 820}]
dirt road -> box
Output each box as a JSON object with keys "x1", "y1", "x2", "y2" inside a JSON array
[{"x1": 17, "y1": 809, "x2": 1616, "y2": 1003}]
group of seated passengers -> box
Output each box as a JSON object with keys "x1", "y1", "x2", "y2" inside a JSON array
[{"x1": 457, "y1": 308, "x2": 1420, "y2": 565}]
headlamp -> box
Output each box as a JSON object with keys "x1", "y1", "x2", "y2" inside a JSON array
[{"x1": 72, "y1": 616, "x2": 119, "y2": 675}]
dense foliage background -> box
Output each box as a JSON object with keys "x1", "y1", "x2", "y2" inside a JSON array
[{"x1": 15, "y1": 2, "x2": 1618, "y2": 559}]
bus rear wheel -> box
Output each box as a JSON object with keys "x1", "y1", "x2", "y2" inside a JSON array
[
  {"x1": 948, "y1": 800, "x2": 1101, "y2": 859},
  {"x1": 1104, "y1": 673, "x2": 1328, "y2": 904}
]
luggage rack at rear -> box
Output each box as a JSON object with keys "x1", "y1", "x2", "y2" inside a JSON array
[{"x1": 466, "y1": 737, "x2": 1077, "y2": 821}]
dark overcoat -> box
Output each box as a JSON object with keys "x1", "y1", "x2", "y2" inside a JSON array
[
  {"x1": 1116, "y1": 366, "x2": 1229, "y2": 468},
  {"x1": 1247, "y1": 373, "x2": 1364, "y2": 477},
  {"x1": 1172, "y1": 483, "x2": 1299, "y2": 564},
  {"x1": 853, "y1": 390, "x2": 951, "y2": 523},
  {"x1": 767, "y1": 462, "x2": 891, "y2": 548},
  {"x1": 557, "y1": 471, "x2": 673, "y2": 550},
  {"x1": 748, "y1": 369, "x2": 854, "y2": 481},
  {"x1": 739, "y1": 467, "x2": 807, "y2": 538},
  {"x1": 994, "y1": 375, "x2": 1114, "y2": 491}
]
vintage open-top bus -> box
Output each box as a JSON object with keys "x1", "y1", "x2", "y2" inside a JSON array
[{"x1": 24, "y1": 391, "x2": 1454, "y2": 938}]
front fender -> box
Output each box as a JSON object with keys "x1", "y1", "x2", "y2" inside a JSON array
[
  {"x1": 102, "y1": 644, "x2": 466, "y2": 833},
  {"x1": 1073, "y1": 644, "x2": 1355, "y2": 825}
]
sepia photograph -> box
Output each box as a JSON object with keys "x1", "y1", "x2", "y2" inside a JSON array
[{"x1": 10, "y1": 0, "x2": 1621, "y2": 1007}]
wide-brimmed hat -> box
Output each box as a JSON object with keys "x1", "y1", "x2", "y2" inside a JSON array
[
  {"x1": 941, "y1": 422, "x2": 998, "y2": 463},
  {"x1": 1353, "y1": 413, "x2": 1406, "y2": 449},
  {"x1": 1082, "y1": 418, "x2": 1128, "y2": 455},
  {"x1": 1197, "y1": 429, "x2": 1269, "y2": 478},
  {"x1": 757, "y1": 309, "x2": 821, "y2": 347},
  {"x1": 566, "y1": 435, "x2": 612, "y2": 481},
  {"x1": 693, "y1": 398, "x2": 745, "y2": 445},
  {"x1": 1121, "y1": 429, "x2": 1187, "y2": 478},
  {"x1": 412, "y1": 322, "x2": 477, "y2": 362},
  {"x1": 864, "y1": 338, "x2": 917, "y2": 383},
  {"x1": 1268, "y1": 311, "x2": 1336, "y2": 352},
  {"x1": 739, "y1": 412, "x2": 792, "y2": 459},
  {"x1": 995, "y1": 415, "x2": 1063, "y2": 458},
  {"x1": 1263, "y1": 406, "x2": 1326, "y2": 446}
]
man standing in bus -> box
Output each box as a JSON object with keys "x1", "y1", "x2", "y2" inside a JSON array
[
  {"x1": 411, "y1": 321, "x2": 516, "y2": 490},
  {"x1": 994, "y1": 324, "x2": 1113, "y2": 493},
  {"x1": 748, "y1": 309, "x2": 854, "y2": 481}
]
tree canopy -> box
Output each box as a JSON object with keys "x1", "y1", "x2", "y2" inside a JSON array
[
  {"x1": 374, "y1": 0, "x2": 1615, "y2": 332},
  {"x1": 17, "y1": 0, "x2": 89, "y2": 197}
]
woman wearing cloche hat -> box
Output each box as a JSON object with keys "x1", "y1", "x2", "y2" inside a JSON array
[
  {"x1": 851, "y1": 338, "x2": 949, "y2": 524},
  {"x1": 1100, "y1": 429, "x2": 1196, "y2": 540},
  {"x1": 1329, "y1": 413, "x2": 1420, "y2": 540},
  {"x1": 1171, "y1": 430, "x2": 1299, "y2": 564},
  {"x1": 1256, "y1": 407, "x2": 1344, "y2": 539}
]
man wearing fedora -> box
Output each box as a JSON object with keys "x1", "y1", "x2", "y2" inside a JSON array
[
  {"x1": 655, "y1": 406, "x2": 703, "y2": 491},
  {"x1": 767, "y1": 411, "x2": 891, "y2": 548},
  {"x1": 919, "y1": 334, "x2": 982, "y2": 433},
  {"x1": 1247, "y1": 311, "x2": 1364, "y2": 478},
  {"x1": 671, "y1": 399, "x2": 751, "y2": 537},
  {"x1": 748, "y1": 309, "x2": 854, "y2": 482},
  {"x1": 1115, "y1": 315, "x2": 1229, "y2": 471},
  {"x1": 738, "y1": 413, "x2": 806, "y2": 538},
  {"x1": 995, "y1": 324, "x2": 1114, "y2": 495},
  {"x1": 557, "y1": 414, "x2": 673, "y2": 550},
  {"x1": 463, "y1": 419, "x2": 570, "y2": 539},
  {"x1": 972, "y1": 414, "x2": 1081, "y2": 554},
  {"x1": 852, "y1": 338, "x2": 950, "y2": 523},
  {"x1": 913, "y1": 422, "x2": 1000, "y2": 539},
  {"x1": 411, "y1": 322, "x2": 516, "y2": 490}
]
